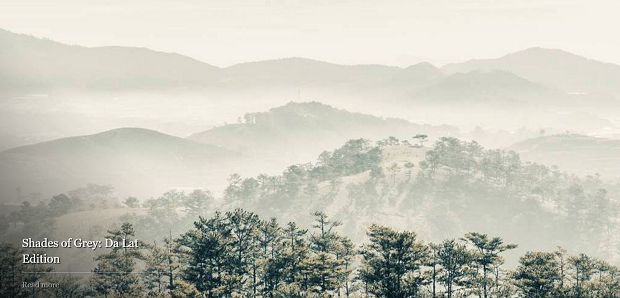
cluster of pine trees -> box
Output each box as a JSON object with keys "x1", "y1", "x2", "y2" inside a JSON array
[
  {"x1": 3, "y1": 209, "x2": 620, "y2": 298},
  {"x1": 2, "y1": 136, "x2": 620, "y2": 298},
  {"x1": 3, "y1": 184, "x2": 118, "y2": 240},
  {"x1": 218, "y1": 136, "x2": 618, "y2": 257},
  {"x1": 222, "y1": 138, "x2": 382, "y2": 208}
]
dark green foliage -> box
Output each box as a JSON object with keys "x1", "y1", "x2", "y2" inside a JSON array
[
  {"x1": 568, "y1": 253, "x2": 598, "y2": 298},
  {"x1": 0, "y1": 244, "x2": 89, "y2": 298},
  {"x1": 314, "y1": 139, "x2": 382, "y2": 180},
  {"x1": 177, "y1": 212, "x2": 232, "y2": 297},
  {"x1": 210, "y1": 136, "x2": 619, "y2": 263},
  {"x1": 421, "y1": 137, "x2": 482, "y2": 175},
  {"x1": 414, "y1": 137, "x2": 619, "y2": 257},
  {"x1": 462, "y1": 232, "x2": 517, "y2": 298},
  {"x1": 174, "y1": 210, "x2": 352, "y2": 298},
  {"x1": 436, "y1": 239, "x2": 473, "y2": 298},
  {"x1": 91, "y1": 222, "x2": 145, "y2": 298},
  {"x1": 513, "y1": 251, "x2": 561, "y2": 298},
  {"x1": 11, "y1": 201, "x2": 55, "y2": 238},
  {"x1": 359, "y1": 224, "x2": 429, "y2": 298},
  {"x1": 218, "y1": 139, "x2": 382, "y2": 216},
  {"x1": 144, "y1": 233, "x2": 183, "y2": 295},
  {"x1": 124, "y1": 196, "x2": 140, "y2": 208},
  {"x1": 0, "y1": 244, "x2": 53, "y2": 298},
  {"x1": 77, "y1": 209, "x2": 620, "y2": 298},
  {"x1": 412, "y1": 134, "x2": 429, "y2": 147},
  {"x1": 48, "y1": 194, "x2": 72, "y2": 216},
  {"x1": 306, "y1": 212, "x2": 346, "y2": 295}
]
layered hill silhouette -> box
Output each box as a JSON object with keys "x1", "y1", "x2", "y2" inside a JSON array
[
  {"x1": 218, "y1": 137, "x2": 619, "y2": 262},
  {"x1": 443, "y1": 47, "x2": 620, "y2": 99},
  {"x1": 510, "y1": 134, "x2": 620, "y2": 179},
  {"x1": 0, "y1": 102, "x2": 461, "y2": 201},
  {"x1": 0, "y1": 128, "x2": 242, "y2": 201},
  {"x1": 0, "y1": 29, "x2": 221, "y2": 91},
  {"x1": 415, "y1": 70, "x2": 555, "y2": 105},
  {"x1": 188, "y1": 102, "x2": 458, "y2": 165},
  {"x1": 3, "y1": 28, "x2": 616, "y2": 108},
  {"x1": 221, "y1": 57, "x2": 401, "y2": 87}
]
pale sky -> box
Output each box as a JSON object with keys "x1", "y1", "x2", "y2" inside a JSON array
[{"x1": 1, "y1": 0, "x2": 619, "y2": 67}]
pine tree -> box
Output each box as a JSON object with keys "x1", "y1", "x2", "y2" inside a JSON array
[
  {"x1": 358, "y1": 224, "x2": 429, "y2": 298},
  {"x1": 144, "y1": 232, "x2": 182, "y2": 296},
  {"x1": 462, "y1": 232, "x2": 516, "y2": 298},
  {"x1": 226, "y1": 209, "x2": 260, "y2": 295},
  {"x1": 260, "y1": 219, "x2": 286, "y2": 297},
  {"x1": 309, "y1": 252, "x2": 345, "y2": 296},
  {"x1": 568, "y1": 253, "x2": 597, "y2": 298},
  {"x1": 144, "y1": 241, "x2": 168, "y2": 294},
  {"x1": 436, "y1": 239, "x2": 472, "y2": 298},
  {"x1": 282, "y1": 222, "x2": 309, "y2": 288},
  {"x1": 183, "y1": 189, "x2": 215, "y2": 219},
  {"x1": 0, "y1": 244, "x2": 54, "y2": 298},
  {"x1": 427, "y1": 243, "x2": 442, "y2": 298},
  {"x1": 335, "y1": 237, "x2": 355, "y2": 297},
  {"x1": 310, "y1": 212, "x2": 342, "y2": 254},
  {"x1": 308, "y1": 212, "x2": 346, "y2": 296},
  {"x1": 91, "y1": 222, "x2": 145, "y2": 298},
  {"x1": 513, "y1": 251, "x2": 560, "y2": 298},
  {"x1": 178, "y1": 212, "x2": 232, "y2": 298}
]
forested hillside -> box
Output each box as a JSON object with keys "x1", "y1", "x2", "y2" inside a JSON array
[
  {"x1": 2, "y1": 210, "x2": 619, "y2": 298},
  {"x1": 188, "y1": 102, "x2": 458, "y2": 165},
  {"x1": 218, "y1": 137, "x2": 620, "y2": 260},
  {"x1": 3, "y1": 136, "x2": 619, "y2": 298}
]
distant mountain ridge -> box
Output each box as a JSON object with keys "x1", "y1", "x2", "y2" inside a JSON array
[
  {"x1": 4, "y1": 28, "x2": 618, "y2": 103},
  {"x1": 442, "y1": 47, "x2": 620, "y2": 97},
  {"x1": 222, "y1": 57, "x2": 401, "y2": 86},
  {"x1": 0, "y1": 102, "x2": 459, "y2": 203},
  {"x1": 0, "y1": 29, "x2": 221, "y2": 91},
  {"x1": 510, "y1": 134, "x2": 620, "y2": 179},
  {"x1": 188, "y1": 101, "x2": 458, "y2": 165},
  {"x1": 0, "y1": 127, "x2": 242, "y2": 201},
  {"x1": 2, "y1": 127, "x2": 230, "y2": 158},
  {"x1": 415, "y1": 70, "x2": 555, "y2": 105}
]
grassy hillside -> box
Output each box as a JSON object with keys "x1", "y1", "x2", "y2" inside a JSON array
[
  {"x1": 511, "y1": 134, "x2": 620, "y2": 179},
  {"x1": 0, "y1": 128, "x2": 241, "y2": 201},
  {"x1": 213, "y1": 137, "x2": 620, "y2": 263}
]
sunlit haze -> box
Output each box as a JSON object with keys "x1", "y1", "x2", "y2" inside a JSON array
[{"x1": 2, "y1": 0, "x2": 619, "y2": 67}]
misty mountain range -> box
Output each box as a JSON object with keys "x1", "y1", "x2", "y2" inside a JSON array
[
  {"x1": 443, "y1": 47, "x2": 620, "y2": 96},
  {"x1": 0, "y1": 102, "x2": 458, "y2": 200},
  {"x1": 2, "y1": 28, "x2": 619, "y2": 107},
  {"x1": 2, "y1": 26, "x2": 620, "y2": 282},
  {"x1": 511, "y1": 134, "x2": 620, "y2": 180},
  {"x1": 1, "y1": 101, "x2": 620, "y2": 204},
  {"x1": 2, "y1": 27, "x2": 620, "y2": 202},
  {"x1": 188, "y1": 102, "x2": 457, "y2": 162}
]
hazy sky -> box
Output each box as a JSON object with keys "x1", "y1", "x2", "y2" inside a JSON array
[{"x1": 1, "y1": 0, "x2": 619, "y2": 67}]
